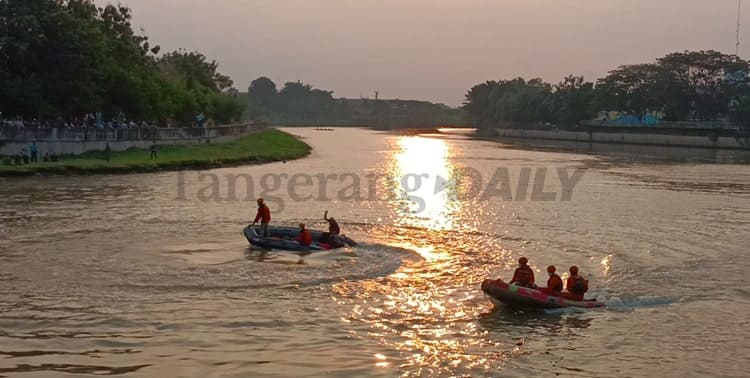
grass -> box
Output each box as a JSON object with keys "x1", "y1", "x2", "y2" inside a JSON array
[{"x1": 0, "y1": 129, "x2": 311, "y2": 176}]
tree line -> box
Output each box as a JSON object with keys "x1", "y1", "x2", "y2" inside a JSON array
[
  {"x1": 464, "y1": 50, "x2": 750, "y2": 132},
  {"x1": 0, "y1": 0, "x2": 244, "y2": 125},
  {"x1": 245, "y1": 77, "x2": 463, "y2": 127}
]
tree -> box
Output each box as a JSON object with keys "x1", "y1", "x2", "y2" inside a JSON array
[
  {"x1": 159, "y1": 50, "x2": 233, "y2": 92},
  {"x1": 0, "y1": 0, "x2": 106, "y2": 117},
  {"x1": 657, "y1": 50, "x2": 749, "y2": 121},
  {"x1": 497, "y1": 78, "x2": 553, "y2": 124},
  {"x1": 464, "y1": 50, "x2": 750, "y2": 129},
  {"x1": 595, "y1": 63, "x2": 663, "y2": 118},
  {"x1": 0, "y1": 0, "x2": 242, "y2": 124},
  {"x1": 277, "y1": 81, "x2": 335, "y2": 118},
  {"x1": 248, "y1": 77, "x2": 277, "y2": 106},
  {"x1": 464, "y1": 78, "x2": 554, "y2": 129},
  {"x1": 247, "y1": 77, "x2": 278, "y2": 119},
  {"x1": 553, "y1": 76, "x2": 596, "y2": 126},
  {"x1": 464, "y1": 81, "x2": 498, "y2": 129},
  {"x1": 729, "y1": 73, "x2": 750, "y2": 137}
]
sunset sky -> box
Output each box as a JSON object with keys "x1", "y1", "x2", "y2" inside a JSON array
[{"x1": 105, "y1": 0, "x2": 747, "y2": 105}]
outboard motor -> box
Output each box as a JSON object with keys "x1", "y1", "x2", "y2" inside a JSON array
[{"x1": 339, "y1": 235, "x2": 357, "y2": 247}]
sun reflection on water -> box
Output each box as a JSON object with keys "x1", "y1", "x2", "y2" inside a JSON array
[
  {"x1": 601, "y1": 254, "x2": 613, "y2": 276},
  {"x1": 331, "y1": 135, "x2": 529, "y2": 375},
  {"x1": 391, "y1": 136, "x2": 458, "y2": 231},
  {"x1": 333, "y1": 236, "x2": 500, "y2": 375}
]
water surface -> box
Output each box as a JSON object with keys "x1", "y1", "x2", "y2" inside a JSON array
[{"x1": 1, "y1": 128, "x2": 749, "y2": 377}]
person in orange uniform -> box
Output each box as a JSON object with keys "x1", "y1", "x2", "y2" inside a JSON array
[
  {"x1": 296, "y1": 223, "x2": 313, "y2": 247},
  {"x1": 539, "y1": 265, "x2": 564, "y2": 296},
  {"x1": 509, "y1": 257, "x2": 536, "y2": 288},
  {"x1": 251, "y1": 198, "x2": 271, "y2": 237},
  {"x1": 564, "y1": 265, "x2": 589, "y2": 301}
]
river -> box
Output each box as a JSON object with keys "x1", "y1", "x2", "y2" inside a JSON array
[{"x1": 1, "y1": 128, "x2": 749, "y2": 377}]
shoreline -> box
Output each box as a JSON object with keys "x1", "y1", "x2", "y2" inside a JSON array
[
  {"x1": 0, "y1": 129, "x2": 311, "y2": 177},
  {"x1": 490, "y1": 127, "x2": 750, "y2": 151}
]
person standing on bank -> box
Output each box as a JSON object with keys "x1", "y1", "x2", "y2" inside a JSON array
[
  {"x1": 30, "y1": 141, "x2": 38, "y2": 163},
  {"x1": 105, "y1": 142, "x2": 111, "y2": 162},
  {"x1": 251, "y1": 198, "x2": 271, "y2": 237}
]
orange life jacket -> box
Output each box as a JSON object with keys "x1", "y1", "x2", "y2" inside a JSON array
[
  {"x1": 513, "y1": 266, "x2": 535, "y2": 285},
  {"x1": 296, "y1": 230, "x2": 312, "y2": 246},
  {"x1": 567, "y1": 275, "x2": 589, "y2": 295},
  {"x1": 547, "y1": 274, "x2": 563, "y2": 291},
  {"x1": 254, "y1": 204, "x2": 271, "y2": 223}
]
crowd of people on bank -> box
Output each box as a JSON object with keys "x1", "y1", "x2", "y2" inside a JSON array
[
  {"x1": 0, "y1": 112, "x2": 209, "y2": 131},
  {"x1": 0, "y1": 114, "x2": 152, "y2": 130},
  {"x1": 1, "y1": 112, "x2": 210, "y2": 165}
]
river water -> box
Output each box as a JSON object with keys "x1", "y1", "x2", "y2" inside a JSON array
[{"x1": 1, "y1": 128, "x2": 749, "y2": 377}]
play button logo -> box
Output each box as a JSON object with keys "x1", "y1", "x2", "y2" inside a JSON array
[{"x1": 434, "y1": 174, "x2": 449, "y2": 194}]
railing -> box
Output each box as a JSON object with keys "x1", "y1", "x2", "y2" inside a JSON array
[
  {"x1": 580, "y1": 120, "x2": 738, "y2": 130},
  {"x1": 0, "y1": 123, "x2": 262, "y2": 142}
]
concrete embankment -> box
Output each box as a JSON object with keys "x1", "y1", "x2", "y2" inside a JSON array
[
  {"x1": 0, "y1": 129, "x2": 310, "y2": 177},
  {"x1": 494, "y1": 128, "x2": 750, "y2": 150}
]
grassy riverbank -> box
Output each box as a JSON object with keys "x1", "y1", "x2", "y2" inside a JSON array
[{"x1": 0, "y1": 129, "x2": 311, "y2": 177}]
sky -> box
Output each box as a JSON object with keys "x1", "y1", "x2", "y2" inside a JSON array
[{"x1": 103, "y1": 0, "x2": 748, "y2": 106}]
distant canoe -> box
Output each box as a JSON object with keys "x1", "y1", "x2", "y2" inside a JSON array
[{"x1": 243, "y1": 225, "x2": 356, "y2": 252}]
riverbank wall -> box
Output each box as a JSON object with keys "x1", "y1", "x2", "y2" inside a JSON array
[
  {"x1": 0, "y1": 123, "x2": 266, "y2": 156},
  {"x1": 494, "y1": 127, "x2": 750, "y2": 150}
]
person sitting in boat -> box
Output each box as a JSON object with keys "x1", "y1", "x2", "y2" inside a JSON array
[
  {"x1": 509, "y1": 257, "x2": 536, "y2": 288},
  {"x1": 539, "y1": 265, "x2": 563, "y2": 296},
  {"x1": 251, "y1": 198, "x2": 271, "y2": 237},
  {"x1": 564, "y1": 265, "x2": 589, "y2": 301},
  {"x1": 296, "y1": 223, "x2": 313, "y2": 246},
  {"x1": 321, "y1": 211, "x2": 341, "y2": 244}
]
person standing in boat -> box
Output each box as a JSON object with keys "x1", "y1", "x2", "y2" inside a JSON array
[
  {"x1": 296, "y1": 223, "x2": 313, "y2": 246},
  {"x1": 251, "y1": 198, "x2": 271, "y2": 237},
  {"x1": 564, "y1": 265, "x2": 589, "y2": 301},
  {"x1": 509, "y1": 257, "x2": 536, "y2": 288},
  {"x1": 539, "y1": 265, "x2": 563, "y2": 296}
]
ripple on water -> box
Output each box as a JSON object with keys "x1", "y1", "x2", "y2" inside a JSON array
[{"x1": 2, "y1": 128, "x2": 750, "y2": 377}]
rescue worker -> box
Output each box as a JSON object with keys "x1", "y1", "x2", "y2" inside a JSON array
[
  {"x1": 509, "y1": 257, "x2": 535, "y2": 288},
  {"x1": 564, "y1": 265, "x2": 589, "y2": 301},
  {"x1": 321, "y1": 210, "x2": 341, "y2": 245},
  {"x1": 296, "y1": 223, "x2": 313, "y2": 246},
  {"x1": 539, "y1": 265, "x2": 563, "y2": 296},
  {"x1": 251, "y1": 198, "x2": 271, "y2": 237},
  {"x1": 323, "y1": 211, "x2": 340, "y2": 236}
]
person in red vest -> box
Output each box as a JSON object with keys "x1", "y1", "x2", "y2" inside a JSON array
[
  {"x1": 296, "y1": 223, "x2": 313, "y2": 246},
  {"x1": 509, "y1": 257, "x2": 536, "y2": 288},
  {"x1": 539, "y1": 265, "x2": 564, "y2": 296},
  {"x1": 251, "y1": 198, "x2": 271, "y2": 237},
  {"x1": 564, "y1": 265, "x2": 589, "y2": 301}
]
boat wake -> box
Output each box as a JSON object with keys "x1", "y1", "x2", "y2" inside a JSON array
[
  {"x1": 598, "y1": 294, "x2": 677, "y2": 310},
  {"x1": 541, "y1": 293, "x2": 677, "y2": 315}
]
